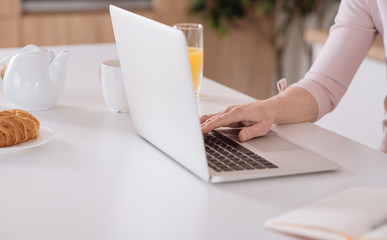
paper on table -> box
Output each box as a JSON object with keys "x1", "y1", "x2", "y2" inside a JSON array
[
  {"x1": 361, "y1": 223, "x2": 387, "y2": 240},
  {"x1": 265, "y1": 188, "x2": 387, "y2": 240}
]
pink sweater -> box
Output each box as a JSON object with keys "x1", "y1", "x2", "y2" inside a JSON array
[{"x1": 292, "y1": 0, "x2": 387, "y2": 152}]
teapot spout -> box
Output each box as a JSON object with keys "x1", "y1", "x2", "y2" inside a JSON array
[{"x1": 49, "y1": 50, "x2": 72, "y2": 90}]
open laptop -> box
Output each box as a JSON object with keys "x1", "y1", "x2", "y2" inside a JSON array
[{"x1": 109, "y1": 5, "x2": 341, "y2": 183}]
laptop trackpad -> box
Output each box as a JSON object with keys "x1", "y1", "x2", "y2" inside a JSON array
[
  {"x1": 245, "y1": 134, "x2": 301, "y2": 152},
  {"x1": 218, "y1": 129, "x2": 302, "y2": 152}
]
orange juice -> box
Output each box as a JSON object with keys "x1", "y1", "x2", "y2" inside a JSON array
[{"x1": 188, "y1": 47, "x2": 203, "y2": 94}]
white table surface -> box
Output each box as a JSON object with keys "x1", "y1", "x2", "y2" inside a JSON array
[{"x1": 1, "y1": 43, "x2": 387, "y2": 240}]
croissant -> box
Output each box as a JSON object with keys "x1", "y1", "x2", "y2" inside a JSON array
[
  {"x1": 0, "y1": 62, "x2": 6, "y2": 79},
  {"x1": 0, "y1": 109, "x2": 40, "y2": 147}
]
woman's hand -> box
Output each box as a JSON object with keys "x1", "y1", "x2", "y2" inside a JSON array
[
  {"x1": 200, "y1": 87, "x2": 319, "y2": 142},
  {"x1": 200, "y1": 100, "x2": 277, "y2": 142}
]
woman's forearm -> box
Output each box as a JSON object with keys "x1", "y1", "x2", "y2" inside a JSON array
[{"x1": 265, "y1": 87, "x2": 319, "y2": 125}]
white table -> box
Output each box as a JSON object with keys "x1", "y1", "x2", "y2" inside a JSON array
[{"x1": 1, "y1": 43, "x2": 387, "y2": 240}]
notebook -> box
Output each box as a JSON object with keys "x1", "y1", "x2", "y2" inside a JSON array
[
  {"x1": 265, "y1": 187, "x2": 387, "y2": 240},
  {"x1": 109, "y1": 5, "x2": 341, "y2": 183}
]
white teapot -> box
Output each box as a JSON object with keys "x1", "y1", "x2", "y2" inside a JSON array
[{"x1": 0, "y1": 45, "x2": 72, "y2": 111}]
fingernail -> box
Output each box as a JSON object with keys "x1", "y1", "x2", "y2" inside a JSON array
[{"x1": 240, "y1": 131, "x2": 247, "y2": 141}]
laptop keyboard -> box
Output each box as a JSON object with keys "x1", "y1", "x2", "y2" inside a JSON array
[{"x1": 204, "y1": 130, "x2": 278, "y2": 172}]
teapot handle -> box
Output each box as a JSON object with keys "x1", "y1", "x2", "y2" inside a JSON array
[{"x1": 0, "y1": 56, "x2": 11, "y2": 88}]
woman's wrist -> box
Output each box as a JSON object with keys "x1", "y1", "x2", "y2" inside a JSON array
[
  {"x1": 263, "y1": 87, "x2": 319, "y2": 125},
  {"x1": 261, "y1": 96, "x2": 282, "y2": 124}
]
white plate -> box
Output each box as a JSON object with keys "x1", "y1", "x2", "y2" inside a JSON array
[{"x1": 0, "y1": 126, "x2": 54, "y2": 153}]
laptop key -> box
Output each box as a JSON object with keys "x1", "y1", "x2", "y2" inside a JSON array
[
  {"x1": 219, "y1": 166, "x2": 233, "y2": 171},
  {"x1": 229, "y1": 165, "x2": 244, "y2": 171},
  {"x1": 239, "y1": 163, "x2": 254, "y2": 170},
  {"x1": 266, "y1": 165, "x2": 278, "y2": 169}
]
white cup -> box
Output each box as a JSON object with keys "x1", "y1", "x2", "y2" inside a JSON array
[{"x1": 100, "y1": 59, "x2": 129, "y2": 113}]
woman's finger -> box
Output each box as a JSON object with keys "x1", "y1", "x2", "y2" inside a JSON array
[
  {"x1": 238, "y1": 120, "x2": 272, "y2": 141},
  {"x1": 201, "y1": 105, "x2": 252, "y2": 133}
]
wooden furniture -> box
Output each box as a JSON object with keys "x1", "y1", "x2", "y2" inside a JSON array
[
  {"x1": 1, "y1": 43, "x2": 387, "y2": 240},
  {"x1": 0, "y1": 0, "x2": 20, "y2": 47},
  {"x1": 0, "y1": 0, "x2": 156, "y2": 47},
  {"x1": 0, "y1": 0, "x2": 275, "y2": 99}
]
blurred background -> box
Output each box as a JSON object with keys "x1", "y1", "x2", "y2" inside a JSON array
[{"x1": 0, "y1": 0, "x2": 340, "y2": 99}]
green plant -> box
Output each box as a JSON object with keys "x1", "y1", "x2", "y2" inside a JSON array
[
  {"x1": 189, "y1": 0, "x2": 275, "y2": 36},
  {"x1": 189, "y1": 0, "x2": 338, "y2": 40},
  {"x1": 189, "y1": 0, "x2": 340, "y2": 80}
]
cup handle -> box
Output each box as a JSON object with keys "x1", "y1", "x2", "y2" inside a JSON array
[{"x1": 0, "y1": 56, "x2": 11, "y2": 88}]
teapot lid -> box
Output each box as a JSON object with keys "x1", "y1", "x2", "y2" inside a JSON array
[{"x1": 17, "y1": 44, "x2": 51, "y2": 56}]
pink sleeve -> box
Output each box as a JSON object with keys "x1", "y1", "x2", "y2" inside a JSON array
[{"x1": 292, "y1": 0, "x2": 377, "y2": 120}]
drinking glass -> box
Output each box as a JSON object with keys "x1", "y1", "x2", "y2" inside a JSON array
[{"x1": 173, "y1": 23, "x2": 203, "y2": 96}]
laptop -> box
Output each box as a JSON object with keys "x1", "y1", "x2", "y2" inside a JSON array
[{"x1": 109, "y1": 5, "x2": 341, "y2": 183}]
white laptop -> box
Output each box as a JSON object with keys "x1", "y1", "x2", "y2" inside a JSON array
[{"x1": 109, "y1": 5, "x2": 341, "y2": 183}]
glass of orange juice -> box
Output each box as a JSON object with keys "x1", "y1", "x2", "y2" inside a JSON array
[{"x1": 173, "y1": 23, "x2": 203, "y2": 96}]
